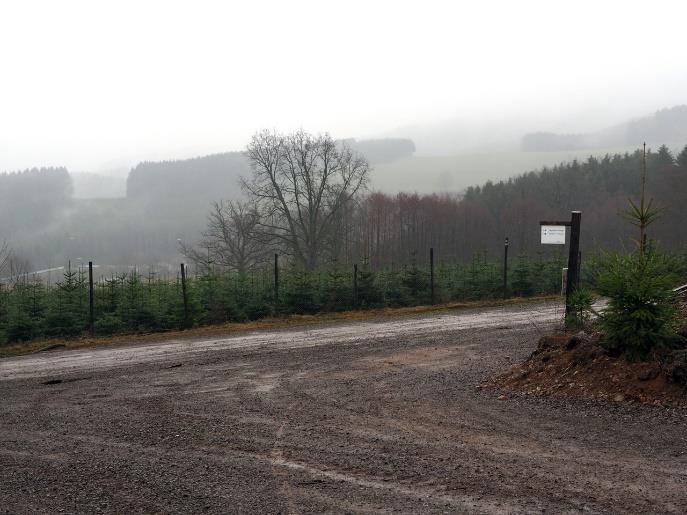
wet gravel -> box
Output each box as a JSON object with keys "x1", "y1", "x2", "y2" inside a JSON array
[{"x1": 1, "y1": 301, "x2": 686, "y2": 514}]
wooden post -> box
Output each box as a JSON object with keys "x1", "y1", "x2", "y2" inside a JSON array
[
  {"x1": 565, "y1": 211, "x2": 582, "y2": 322},
  {"x1": 353, "y1": 263, "x2": 358, "y2": 307},
  {"x1": 180, "y1": 263, "x2": 189, "y2": 327},
  {"x1": 578, "y1": 251, "x2": 582, "y2": 283},
  {"x1": 540, "y1": 211, "x2": 582, "y2": 325},
  {"x1": 503, "y1": 237, "x2": 509, "y2": 299},
  {"x1": 274, "y1": 254, "x2": 279, "y2": 313},
  {"x1": 429, "y1": 247, "x2": 435, "y2": 304},
  {"x1": 88, "y1": 261, "x2": 94, "y2": 335}
]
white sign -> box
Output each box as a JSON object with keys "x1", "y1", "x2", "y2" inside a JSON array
[{"x1": 541, "y1": 225, "x2": 566, "y2": 245}]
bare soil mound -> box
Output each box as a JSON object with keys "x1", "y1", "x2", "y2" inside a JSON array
[{"x1": 486, "y1": 330, "x2": 687, "y2": 408}]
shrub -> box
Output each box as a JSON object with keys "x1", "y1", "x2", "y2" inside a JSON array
[
  {"x1": 95, "y1": 314, "x2": 124, "y2": 336},
  {"x1": 324, "y1": 267, "x2": 354, "y2": 311},
  {"x1": 564, "y1": 287, "x2": 595, "y2": 329},
  {"x1": 6, "y1": 313, "x2": 38, "y2": 342},
  {"x1": 590, "y1": 250, "x2": 683, "y2": 361},
  {"x1": 511, "y1": 254, "x2": 535, "y2": 297},
  {"x1": 401, "y1": 262, "x2": 429, "y2": 303},
  {"x1": 284, "y1": 270, "x2": 320, "y2": 314},
  {"x1": 357, "y1": 266, "x2": 383, "y2": 307},
  {"x1": 42, "y1": 312, "x2": 84, "y2": 338}
]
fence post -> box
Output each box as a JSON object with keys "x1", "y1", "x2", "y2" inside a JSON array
[
  {"x1": 88, "y1": 261, "x2": 94, "y2": 335},
  {"x1": 274, "y1": 253, "x2": 279, "y2": 313},
  {"x1": 503, "y1": 237, "x2": 509, "y2": 299},
  {"x1": 565, "y1": 211, "x2": 582, "y2": 323},
  {"x1": 180, "y1": 263, "x2": 189, "y2": 327},
  {"x1": 429, "y1": 248, "x2": 435, "y2": 304},
  {"x1": 578, "y1": 251, "x2": 582, "y2": 282},
  {"x1": 353, "y1": 263, "x2": 358, "y2": 307}
]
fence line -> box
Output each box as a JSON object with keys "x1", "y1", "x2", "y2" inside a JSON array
[{"x1": 0, "y1": 251, "x2": 567, "y2": 344}]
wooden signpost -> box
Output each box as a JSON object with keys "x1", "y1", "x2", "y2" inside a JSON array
[
  {"x1": 540, "y1": 211, "x2": 581, "y2": 323},
  {"x1": 503, "y1": 237, "x2": 509, "y2": 299}
]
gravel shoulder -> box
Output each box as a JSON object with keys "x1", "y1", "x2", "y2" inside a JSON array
[{"x1": 1, "y1": 300, "x2": 686, "y2": 513}]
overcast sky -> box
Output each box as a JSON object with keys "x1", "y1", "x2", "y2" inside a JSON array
[{"x1": 1, "y1": 0, "x2": 686, "y2": 171}]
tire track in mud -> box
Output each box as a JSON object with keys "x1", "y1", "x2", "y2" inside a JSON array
[{"x1": 0, "y1": 427, "x2": 535, "y2": 512}]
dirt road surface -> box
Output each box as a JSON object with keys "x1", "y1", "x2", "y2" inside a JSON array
[{"x1": 1, "y1": 301, "x2": 686, "y2": 514}]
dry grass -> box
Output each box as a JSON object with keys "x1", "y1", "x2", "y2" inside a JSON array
[{"x1": 0, "y1": 296, "x2": 558, "y2": 358}]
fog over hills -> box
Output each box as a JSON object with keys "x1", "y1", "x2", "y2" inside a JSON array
[
  {"x1": 521, "y1": 106, "x2": 687, "y2": 152},
  {"x1": 2, "y1": 104, "x2": 686, "y2": 271},
  {"x1": 366, "y1": 106, "x2": 687, "y2": 193},
  {"x1": 381, "y1": 106, "x2": 687, "y2": 156},
  {"x1": 58, "y1": 104, "x2": 687, "y2": 199}
]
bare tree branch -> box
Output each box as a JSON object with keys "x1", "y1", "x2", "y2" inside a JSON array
[
  {"x1": 0, "y1": 240, "x2": 9, "y2": 275},
  {"x1": 243, "y1": 130, "x2": 370, "y2": 269},
  {"x1": 179, "y1": 200, "x2": 268, "y2": 274}
]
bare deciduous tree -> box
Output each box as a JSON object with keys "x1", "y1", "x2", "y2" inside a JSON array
[
  {"x1": 0, "y1": 240, "x2": 9, "y2": 277},
  {"x1": 180, "y1": 200, "x2": 266, "y2": 274},
  {"x1": 0, "y1": 241, "x2": 32, "y2": 281},
  {"x1": 243, "y1": 130, "x2": 369, "y2": 269}
]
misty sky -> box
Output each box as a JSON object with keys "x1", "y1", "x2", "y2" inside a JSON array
[{"x1": 1, "y1": 0, "x2": 686, "y2": 171}]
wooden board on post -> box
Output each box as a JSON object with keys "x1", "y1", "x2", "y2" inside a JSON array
[{"x1": 539, "y1": 212, "x2": 582, "y2": 325}]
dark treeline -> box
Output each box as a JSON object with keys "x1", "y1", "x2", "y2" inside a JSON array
[
  {"x1": 0, "y1": 167, "x2": 72, "y2": 235},
  {"x1": 127, "y1": 152, "x2": 247, "y2": 208}
]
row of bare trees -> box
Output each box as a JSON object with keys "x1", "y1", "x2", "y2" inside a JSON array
[
  {"x1": 0, "y1": 240, "x2": 32, "y2": 280},
  {"x1": 178, "y1": 201, "x2": 263, "y2": 275},
  {"x1": 182, "y1": 130, "x2": 370, "y2": 271}
]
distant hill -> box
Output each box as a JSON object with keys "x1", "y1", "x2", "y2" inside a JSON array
[
  {"x1": 125, "y1": 138, "x2": 417, "y2": 210},
  {"x1": 342, "y1": 138, "x2": 415, "y2": 164},
  {"x1": 522, "y1": 106, "x2": 687, "y2": 151},
  {"x1": 71, "y1": 172, "x2": 127, "y2": 199},
  {"x1": 0, "y1": 167, "x2": 72, "y2": 237},
  {"x1": 127, "y1": 152, "x2": 248, "y2": 207},
  {"x1": 369, "y1": 145, "x2": 649, "y2": 194}
]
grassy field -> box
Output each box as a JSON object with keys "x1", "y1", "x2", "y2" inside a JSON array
[{"x1": 369, "y1": 146, "x2": 640, "y2": 194}]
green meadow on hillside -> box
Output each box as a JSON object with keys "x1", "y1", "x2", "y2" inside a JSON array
[{"x1": 370, "y1": 146, "x2": 646, "y2": 194}]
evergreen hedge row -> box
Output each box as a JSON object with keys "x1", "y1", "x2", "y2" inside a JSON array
[{"x1": 0, "y1": 254, "x2": 566, "y2": 344}]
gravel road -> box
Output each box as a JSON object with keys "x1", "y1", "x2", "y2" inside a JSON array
[{"x1": 1, "y1": 300, "x2": 686, "y2": 514}]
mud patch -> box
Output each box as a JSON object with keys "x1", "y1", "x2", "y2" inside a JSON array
[
  {"x1": 486, "y1": 332, "x2": 687, "y2": 407},
  {"x1": 362, "y1": 345, "x2": 475, "y2": 371}
]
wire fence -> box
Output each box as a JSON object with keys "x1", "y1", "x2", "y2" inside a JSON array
[{"x1": 0, "y1": 251, "x2": 567, "y2": 344}]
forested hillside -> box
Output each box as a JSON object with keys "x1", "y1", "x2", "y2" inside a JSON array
[
  {"x1": 522, "y1": 106, "x2": 687, "y2": 151},
  {"x1": 126, "y1": 152, "x2": 248, "y2": 216},
  {"x1": 125, "y1": 138, "x2": 416, "y2": 209},
  {"x1": 0, "y1": 168, "x2": 72, "y2": 236},
  {"x1": 348, "y1": 145, "x2": 687, "y2": 265}
]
